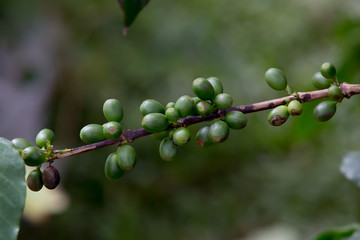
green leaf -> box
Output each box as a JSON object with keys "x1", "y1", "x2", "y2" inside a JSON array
[
  {"x1": 340, "y1": 151, "x2": 360, "y2": 187},
  {"x1": 0, "y1": 137, "x2": 26, "y2": 240},
  {"x1": 118, "y1": 0, "x2": 150, "y2": 34},
  {"x1": 311, "y1": 223, "x2": 360, "y2": 240}
]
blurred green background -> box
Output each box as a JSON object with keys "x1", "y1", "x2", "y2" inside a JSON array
[{"x1": 1, "y1": 0, "x2": 360, "y2": 239}]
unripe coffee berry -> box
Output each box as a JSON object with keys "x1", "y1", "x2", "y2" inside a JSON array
[
  {"x1": 103, "y1": 121, "x2": 123, "y2": 139},
  {"x1": 36, "y1": 128, "x2": 55, "y2": 148},
  {"x1": 287, "y1": 100, "x2": 303, "y2": 116},
  {"x1": 12, "y1": 138, "x2": 32, "y2": 150},
  {"x1": 328, "y1": 85, "x2": 344, "y2": 102},
  {"x1": 42, "y1": 166, "x2": 60, "y2": 190},
  {"x1": 313, "y1": 100, "x2": 337, "y2": 122},
  {"x1": 159, "y1": 137, "x2": 179, "y2": 161},
  {"x1": 166, "y1": 102, "x2": 175, "y2": 110},
  {"x1": 207, "y1": 77, "x2": 223, "y2": 96},
  {"x1": 22, "y1": 146, "x2": 46, "y2": 166},
  {"x1": 209, "y1": 120, "x2": 229, "y2": 143},
  {"x1": 196, "y1": 101, "x2": 214, "y2": 117},
  {"x1": 165, "y1": 107, "x2": 180, "y2": 123},
  {"x1": 196, "y1": 126, "x2": 214, "y2": 147},
  {"x1": 225, "y1": 111, "x2": 247, "y2": 129},
  {"x1": 27, "y1": 169, "x2": 43, "y2": 192},
  {"x1": 214, "y1": 93, "x2": 233, "y2": 109},
  {"x1": 140, "y1": 99, "x2": 165, "y2": 116},
  {"x1": 192, "y1": 78, "x2": 215, "y2": 101},
  {"x1": 80, "y1": 124, "x2": 106, "y2": 144},
  {"x1": 192, "y1": 97, "x2": 201, "y2": 107},
  {"x1": 175, "y1": 95, "x2": 194, "y2": 117},
  {"x1": 265, "y1": 68, "x2": 288, "y2": 91},
  {"x1": 173, "y1": 127, "x2": 191, "y2": 146},
  {"x1": 104, "y1": 152, "x2": 124, "y2": 180},
  {"x1": 312, "y1": 72, "x2": 331, "y2": 90},
  {"x1": 117, "y1": 145, "x2": 137, "y2": 171},
  {"x1": 142, "y1": 113, "x2": 169, "y2": 133},
  {"x1": 103, "y1": 99, "x2": 124, "y2": 122},
  {"x1": 268, "y1": 105, "x2": 289, "y2": 126},
  {"x1": 320, "y1": 62, "x2": 336, "y2": 79}
]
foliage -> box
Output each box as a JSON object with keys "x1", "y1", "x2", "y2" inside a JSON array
[{"x1": 0, "y1": 138, "x2": 26, "y2": 240}]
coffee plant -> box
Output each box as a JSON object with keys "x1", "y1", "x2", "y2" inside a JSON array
[{"x1": 2, "y1": 60, "x2": 360, "y2": 239}]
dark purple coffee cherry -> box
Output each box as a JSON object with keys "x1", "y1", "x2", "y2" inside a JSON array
[{"x1": 42, "y1": 166, "x2": 60, "y2": 190}]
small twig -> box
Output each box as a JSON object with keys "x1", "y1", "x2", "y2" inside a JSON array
[{"x1": 54, "y1": 82, "x2": 360, "y2": 160}]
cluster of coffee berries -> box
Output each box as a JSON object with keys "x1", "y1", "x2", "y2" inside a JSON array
[
  {"x1": 138, "y1": 77, "x2": 247, "y2": 161},
  {"x1": 312, "y1": 62, "x2": 343, "y2": 122},
  {"x1": 265, "y1": 68, "x2": 303, "y2": 126},
  {"x1": 11, "y1": 129, "x2": 60, "y2": 191},
  {"x1": 78, "y1": 99, "x2": 137, "y2": 180},
  {"x1": 80, "y1": 99, "x2": 124, "y2": 144}
]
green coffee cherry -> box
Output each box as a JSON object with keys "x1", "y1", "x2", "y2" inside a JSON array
[
  {"x1": 166, "y1": 102, "x2": 175, "y2": 110},
  {"x1": 196, "y1": 126, "x2": 214, "y2": 147},
  {"x1": 142, "y1": 113, "x2": 169, "y2": 133},
  {"x1": 328, "y1": 85, "x2": 344, "y2": 102},
  {"x1": 12, "y1": 138, "x2": 32, "y2": 150},
  {"x1": 225, "y1": 111, "x2": 247, "y2": 129},
  {"x1": 117, "y1": 145, "x2": 137, "y2": 171},
  {"x1": 159, "y1": 137, "x2": 179, "y2": 161},
  {"x1": 151, "y1": 130, "x2": 170, "y2": 141},
  {"x1": 22, "y1": 146, "x2": 46, "y2": 166},
  {"x1": 214, "y1": 93, "x2": 233, "y2": 109},
  {"x1": 312, "y1": 72, "x2": 331, "y2": 89},
  {"x1": 196, "y1": 101, "x2": 214, "y2": 117},
  {"x1": 287, "y1": 100, "x2": 303, "y2": 116},
  {"x1": 140, "y1": 99, "x2": 165, "y2": 116},
  {"x1": 209, "y1": 120, "x2": 229, "y2": 143},
  {"x1": 26, "y1": 169, "x2": 43, "y2": 192},
  {"x1": 103, "y1": 99, "x2": 124, "y2": 122},
  {"x1": 207, "y1": 77, "x2": 223, "y2": 96},
  {"x1": 165, "y1": 107, "x2": 180, "y2": 123},
  {"x1": 265, "y1": 68, "x2": 288, "y2": 91},
  {"x1": 80, "y1": 124, "x2": 105, "y2": 144},
  {"x1": 42, "y1": 166, "x2": 60, "y2": 190},
  {"x1": 192, "y1": 97, "x2": 201, "y2": 106},
  {"x1": 313, "y1": 100, "x2": 337, "y2": 122},
  {"x1": 175, "y1": 95, "x2": 194, "y2": 117},
  {"x1": 104, "y1": 153, "x2": 124, "y2": 180},
  {"x1": 103, "y1": 121, "x2": 123, "y2": 139},
  {"x1": 320, "y1": 62, "x2": 336, "y2": 79},
  {"x1": 36, "y1": 128, "x2": 55, "y2": 148},
  {"x1": 192, "y1": 78, "x2": 215, "y2": 100},
  {"x1": 268, "y1": 105, "x2": 289, "y2": 126},
  {"x1": 173, "y1": 127, "x2": 191, "y2": 146}
]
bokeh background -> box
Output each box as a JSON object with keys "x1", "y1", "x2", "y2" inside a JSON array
[{"x1": 1, "y1": 0, "x2": 360, "y2": 239}]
